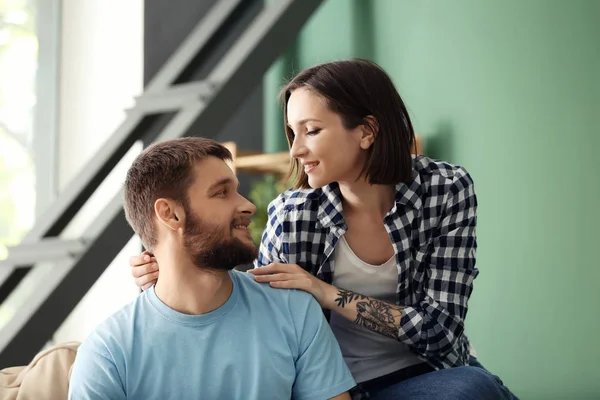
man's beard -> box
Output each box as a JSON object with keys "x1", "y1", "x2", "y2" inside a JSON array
[{"x1": 183, "y1": 210, "x2": 257, "y2": 271}]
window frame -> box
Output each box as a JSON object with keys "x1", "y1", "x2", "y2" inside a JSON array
[{"x1": 32, "y1": 0, "x2": 61, "y2": 216}]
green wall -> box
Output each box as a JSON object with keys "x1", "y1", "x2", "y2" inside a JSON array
[{"x1": 264, "y1": 1, "x2": 600, "y2": 398}]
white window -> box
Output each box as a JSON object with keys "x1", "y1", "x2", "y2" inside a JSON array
[{"x1": 0, "y1": 0, "x2": 60, "y2": 260}]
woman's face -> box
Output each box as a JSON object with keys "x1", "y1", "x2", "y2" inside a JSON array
[{"x1": 286, "y1": 88, "x2": 372, "y2": 188}]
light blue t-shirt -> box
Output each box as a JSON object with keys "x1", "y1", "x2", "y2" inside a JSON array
[{"x1": 68, "y1": 270, "x2": 355, "y2": 400}]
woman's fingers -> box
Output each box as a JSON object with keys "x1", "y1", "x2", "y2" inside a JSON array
[
  {"x1": 247, "y1": 263, "x2": 296, "y2": 275},
  {"x1": 129, "y1": 252, "x2": 156, "y2": 267},
  {"x1": 252, "y1": 273, "x2": 296, "y2": 282},
  {"x1": 136, "y1": 272, "x2": 159, "y2": 289},
  {"x1": 131, "y1": 262, "x2": 158, "y2": 278}
]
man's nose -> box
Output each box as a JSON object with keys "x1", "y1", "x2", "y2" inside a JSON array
[{"x1": 238, "y1": 194, "x2": 257, "y2": 217}]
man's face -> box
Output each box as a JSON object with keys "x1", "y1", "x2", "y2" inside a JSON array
[{"x1": 182, "y1": 157, "x2": 258, "y2": 271}]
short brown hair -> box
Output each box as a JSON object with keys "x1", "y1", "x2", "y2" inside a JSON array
[
  {"x1": 123, "y1": 137, "x2": 232, "y2": 250},
  {"x1": 280, "y1": 58, "x2": 415, "y2": 189}
]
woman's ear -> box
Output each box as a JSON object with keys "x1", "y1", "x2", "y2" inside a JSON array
[
  {"x1": 359, "y1": 115, "x2": 379, "y2": 150},
  {"x1": 154, "y1": 198, "x2": 184, "y2": 231}
]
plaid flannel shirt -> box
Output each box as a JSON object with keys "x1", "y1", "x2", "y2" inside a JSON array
[{"x1": 255, "y1": 155, "x2": 479, "y2": 370}]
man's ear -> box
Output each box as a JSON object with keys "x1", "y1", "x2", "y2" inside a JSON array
[
  {"x1": 154, "y1": 198, "x2": 185, "y2": 231},
  {"x1": 359, "y1": 115, "x2": 379, "y2": 150}
]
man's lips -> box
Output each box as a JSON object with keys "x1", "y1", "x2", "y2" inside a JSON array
[{"x1": 232, "y1": 218, "x2": 251, "y2": 230}]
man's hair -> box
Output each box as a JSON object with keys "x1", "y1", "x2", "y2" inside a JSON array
[
  {"x1": 280, "y1": 58, "x2": 415, "y2": 189},
  {"x1": 123, "y1": 137, "x2": 232, "y2": 250}
]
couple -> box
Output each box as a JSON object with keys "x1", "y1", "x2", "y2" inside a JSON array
[{"x1": 70, "y1": 59, "x2": 517, "y2": 399}]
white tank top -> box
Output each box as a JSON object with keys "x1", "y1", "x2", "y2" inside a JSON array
[{"x1": 329, "y1": 235, "x2": 423, "y2": 383}]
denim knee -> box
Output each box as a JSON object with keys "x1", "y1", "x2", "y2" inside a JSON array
[
  {"x1": 367, "y1": 365, "x2": 517, "y2": 400},
  {"x1": 447, "y1": 366, "x2": 515, "y2": 400}
]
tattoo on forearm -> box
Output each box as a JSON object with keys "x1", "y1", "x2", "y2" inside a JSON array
[
  {"x1": 334, "y1": 288, "x2": 368, "y2": 307},
  {"x1": 355, "y1": 301, "x2": 400, "y2": 339},
  {"x1": 335, "y1": 289, "x2": 403, "y2": 340}
]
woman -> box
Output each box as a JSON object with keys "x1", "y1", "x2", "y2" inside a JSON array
[{"x1": 130, "y1": 59, "x2": 517, "y2": 399}]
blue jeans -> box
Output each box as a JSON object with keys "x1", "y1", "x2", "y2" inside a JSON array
[{"x1": 351, "y1": 357, "x2": 518, "y2": 400}]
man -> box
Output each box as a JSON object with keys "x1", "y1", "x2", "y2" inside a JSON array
[{"x1": 68, "y1": 137, "x2": 355, "y2": 400}]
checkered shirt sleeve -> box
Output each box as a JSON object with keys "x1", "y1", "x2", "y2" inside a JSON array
[{"x1": 397, "y1": 168, "x2": 478, "y2": 360}]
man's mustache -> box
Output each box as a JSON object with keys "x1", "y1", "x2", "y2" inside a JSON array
[{"x1": 231, "y1": 217, "x2": 252, "y2": 227}]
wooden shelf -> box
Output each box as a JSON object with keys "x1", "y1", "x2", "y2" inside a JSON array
[{"x1": 222, "y1": 142, "x2": 289, "y2": 176}]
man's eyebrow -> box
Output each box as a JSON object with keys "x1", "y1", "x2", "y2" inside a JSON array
[{"x1": 206, "y1": 177, "x2": 238, "y2": 192}]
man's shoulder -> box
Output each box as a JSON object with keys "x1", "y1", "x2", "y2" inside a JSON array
[
  {"x1": 232, "y1": 270, "x2": 317, "y2": 311},
  {"x1": 69, "y1": 298, "x2": 151, "y2": 398},
  {"x1": 79, "y1": 295, "x2": 146, "y2": 355}
]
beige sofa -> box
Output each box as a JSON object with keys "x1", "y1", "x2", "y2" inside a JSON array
[{"x1": 0, "y1": 342, "x2": 80, "y2": 400}]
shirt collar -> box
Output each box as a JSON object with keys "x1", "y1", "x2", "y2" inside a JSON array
[
  {"x1": 316, "y1": 166, "x2": 423, "y2": 229},
  {"x1": 316, "y1": 182, "x2": 345, "y2": 228}
]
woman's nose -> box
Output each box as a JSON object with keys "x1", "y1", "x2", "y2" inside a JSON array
[{"x1": 290, "y1": 137, "x2": 306, "y2": 159}]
